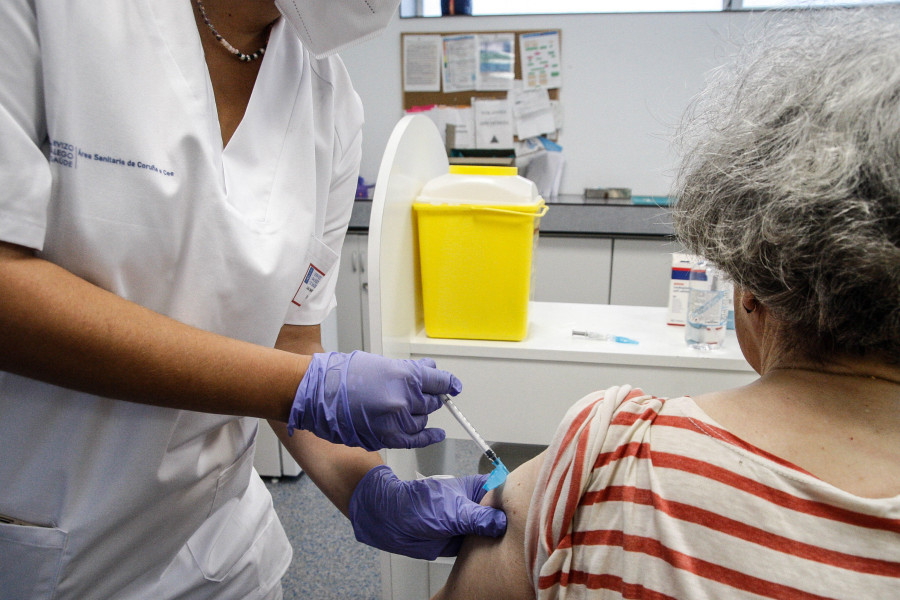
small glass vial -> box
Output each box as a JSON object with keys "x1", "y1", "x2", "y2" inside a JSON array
[{"x1": 685, "y1": 258, "x2": 730, "y2": 351}]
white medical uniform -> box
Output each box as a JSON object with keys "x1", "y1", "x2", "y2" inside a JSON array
[{"x1": 0, "y1": 1, "x2": 363, "y2": 598}]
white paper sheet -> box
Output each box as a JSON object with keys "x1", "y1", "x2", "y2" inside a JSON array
[
  {"x1": 510, "y1": 84, "x2": 556, "y2": 139},
  {"x1": 442, "y1": 35, "x2": 478, "y2": 93},
  {"x1": 403, "y1": 35, "x2": 443, "y2": 92},
  {"x1": 522, "y1": 150, "x2": 565, "y2": 198},
  {"x1": 473, "y1": 98, "x2": 514, "y2": 149},
  {"x1": 443, "y1": 107, "x2": 475, "y2": 149},
  {"x1": 519, "y1": 31, "x2": 562, "y2": 89},
  {"x1": 476, "y1": 33, "x2": 515, "y2": 91},
  {"x1": 550, "y1": 99, "x2": 563, "y2": 131},
  {"x1": 408, "y1": 106, "x2": 475, "y2": 149}
]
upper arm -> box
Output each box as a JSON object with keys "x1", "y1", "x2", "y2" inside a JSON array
[
  {"x1": 432, "y1": 452, "x2": 546, "y2": 600},
  {"x1": 274, "y1": 323, "x2": 323, "y2": 355}
]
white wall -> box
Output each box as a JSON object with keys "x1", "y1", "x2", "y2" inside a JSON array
[{"x1": 340, "y1": 10, "x2": 764, "y2": 197}]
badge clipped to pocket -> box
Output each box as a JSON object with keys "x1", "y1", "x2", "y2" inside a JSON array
[{"x1": 292, "y1": 237, "x2": 339, "y2": 308}]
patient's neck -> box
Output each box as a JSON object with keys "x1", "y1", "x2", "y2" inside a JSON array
[{"x1": 693, "y1": 355, "x2": 899, "y2": 498}]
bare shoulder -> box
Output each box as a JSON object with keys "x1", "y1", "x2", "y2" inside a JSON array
[
  {"x1": 431, "y1": 452, "x2": 546, "y2": 600},
  {"x1": 692, "y1": 378, "x2": 900, "y2": 498}
]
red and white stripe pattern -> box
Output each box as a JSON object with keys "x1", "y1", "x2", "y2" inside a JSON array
[{"x1": 523, "y1": 386, "x2": 900, "y2": 599}]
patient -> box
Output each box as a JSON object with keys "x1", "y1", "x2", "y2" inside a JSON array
[{"x1": 433, "y1": 7, "x2": 900, "y2": 599}]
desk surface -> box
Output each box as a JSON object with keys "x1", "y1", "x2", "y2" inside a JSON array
[{"x1": 410, "y1": 303, "x2": 754, "y2": 373}]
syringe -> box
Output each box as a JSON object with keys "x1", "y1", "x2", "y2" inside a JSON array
[
  {"x1": 572, "y1": 329, "x2": 639, "y2": 344},
  {"x1": 439, "y1": 394, "x2": 509, "y2": 491}
]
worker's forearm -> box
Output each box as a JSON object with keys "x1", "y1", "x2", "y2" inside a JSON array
[
  {"x1": 271, "y1": 324, "x2": 383, "y2": 515},
  {"x1": 0, "y1": 242, "x2": 307, "y2": 421},
  {"x1": 271, "y1": 425, "x2": 383, "y2": 516}
]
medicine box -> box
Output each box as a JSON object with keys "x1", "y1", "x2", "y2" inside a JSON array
[{"x1": 667, "y1": 253, "x2": 695, "y2": 326}]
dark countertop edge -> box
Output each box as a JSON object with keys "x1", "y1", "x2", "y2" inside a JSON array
[{"x1": 348, "y1": 199, "x2": 675, "y2": 238}]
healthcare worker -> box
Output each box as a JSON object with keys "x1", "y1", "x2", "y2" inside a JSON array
[{"x1": 0, "y1": 1, "x2": 506, "y2": 598}]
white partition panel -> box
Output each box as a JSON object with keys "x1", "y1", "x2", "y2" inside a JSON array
[
  {"x1": 368, "y1": 115, "x2": 448, "y2": 358},
  {"x1": 367, "y1": 115, "x2": 451, "y2": 600}
]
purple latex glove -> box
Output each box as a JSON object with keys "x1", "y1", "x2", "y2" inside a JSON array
[
  {"x1": 349, "y1": 465, "x2": 508, "y2": 560},
  {"x1": 288, "y1": 351, "x2": 460, "y2": 451}
]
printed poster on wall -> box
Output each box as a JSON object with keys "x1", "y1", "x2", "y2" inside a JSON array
[
  {"x1": 519, "y1": 31, "x2": 561, "y2": 89},
  {"x1": 442, "y1": 34, "x2": 478, "y2": 93},
  {"x1": 403, "y1": 34, "x2": 442, "y2": 92},
  {"x1": 473, "y1": 98, "x2": 514, "y2": 149},
  {"x1": 476, "y1": 33, "x2": 515, "y2": 91}
]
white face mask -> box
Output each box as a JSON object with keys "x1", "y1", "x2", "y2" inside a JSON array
[{"x1": 275, "y1": 0, "x2": 402, "y2": 60}]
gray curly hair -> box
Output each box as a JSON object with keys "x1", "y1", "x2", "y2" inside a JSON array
[{"x1": 672, "y1": 6, "x2": 900, "y2": 363}]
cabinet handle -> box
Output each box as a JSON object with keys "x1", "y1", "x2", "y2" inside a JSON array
[
  {"x1": 361, "y1": 282, "x2": 368, "y2": 292},
  {"x1": 351, "y1": 252, "x2": 359, "y2": 273}
]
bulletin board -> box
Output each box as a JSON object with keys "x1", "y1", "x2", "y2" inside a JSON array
[{"x1": 401, "y1": 30, "x2": 562, "y2": 111}]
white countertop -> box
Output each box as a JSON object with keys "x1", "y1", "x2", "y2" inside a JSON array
[{"x1": 410, "y1": 302, "x2": 753, "y2": 373}]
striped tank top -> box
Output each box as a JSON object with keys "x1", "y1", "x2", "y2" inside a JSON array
[{"x1": 524, "y1": 386, "x2": 900, "y2": 599}]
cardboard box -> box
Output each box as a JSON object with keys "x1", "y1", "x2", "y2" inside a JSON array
[{"x1": 667, "y1": 253, "x2": 696, "y2": 326}]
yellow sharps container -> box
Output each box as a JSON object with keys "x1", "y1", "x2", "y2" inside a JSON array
[{"x1": 413, "y1": 165, "x2": 547, "y2": 341}]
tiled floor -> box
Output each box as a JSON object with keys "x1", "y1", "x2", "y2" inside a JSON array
[{"x1": 265, "y1": 474, "x2": 380, "y2": 600}]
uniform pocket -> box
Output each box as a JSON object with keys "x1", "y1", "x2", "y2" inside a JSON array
[
  {"x1": 187, "y1": 445, "x2": 291, "y2": 588},
  {"x1": 0, "y1": 518, "x2": 67, "y2": 600},
  {"x1": 205, "y1": 436, "x2": 256, "y2": 520}
]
